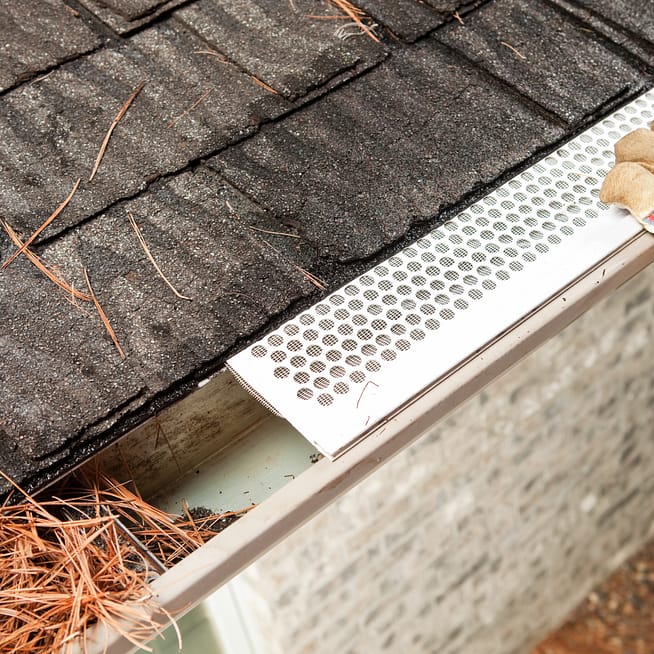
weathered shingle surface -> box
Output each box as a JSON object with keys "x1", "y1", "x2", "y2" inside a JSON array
[
  {"x1": 212, "y1": 38, "x2": 562, "y2": 262},
  {"x1": 0, "y1": 0, "x2": 102, "y2": 93},
  {"x1": 77, "y1": 0, "x2": 189, "y2": 33},
  {"x1": 436, "y1": 0, "x2": 644, "y2": 124},
  {"x1": 572, "y1": 0, "x2": 654, "y2": 43},
  {"x1": 0, "y1": 19, "x2": 288, "y2": 238},
  {"x1": 0, "y1": 0, "x2": 651, "y2": 495},
  {"x1": 1, "y1": 168, "x2": 315, "y2": 485},
  {"x1": 548, "y1": 0, "x2": 654, "y2": 69},
  {"x1": 175, "y1": 0, "x2": 386, "y2": 99},
  {"x1": 351, "y1": 0, "x2": 443, "y2": 42}
]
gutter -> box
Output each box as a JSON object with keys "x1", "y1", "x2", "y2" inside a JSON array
[{"x1": 81, "y1": 90, "x2": 654, "y2": 652}]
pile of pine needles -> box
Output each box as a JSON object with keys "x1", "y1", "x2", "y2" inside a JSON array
[{"x1": 0, "y1": 470, "x2": 252, "y2": 653}]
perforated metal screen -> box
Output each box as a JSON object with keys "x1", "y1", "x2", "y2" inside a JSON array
[{"x1": 228, "y1": 90, "x2": 653, "y2": 458}]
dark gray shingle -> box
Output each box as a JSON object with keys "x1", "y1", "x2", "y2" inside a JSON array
[
  {"x1": 174, "y1": 0, "x2": 386, "y2": 100},
  {"x1": 0, "y1": 19, "x2": 288, "y2": 240},
  {"x1": 436, "y1": 0, "x2": 647, "y2": 124},
  {"x1": 210, "y1": 38, "x2": 564, "y2": 262},
  {"x1": 0, "y1": 0, "x2": 101, "y2": 93}
]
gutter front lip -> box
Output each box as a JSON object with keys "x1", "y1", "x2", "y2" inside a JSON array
[{"x1": 85, "y1": 228, "x2": 654, "y2": 654}]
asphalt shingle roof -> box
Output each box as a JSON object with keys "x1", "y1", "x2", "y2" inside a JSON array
[{"x1": 0, "y1": 0, "x2": 651, "y2": 496}]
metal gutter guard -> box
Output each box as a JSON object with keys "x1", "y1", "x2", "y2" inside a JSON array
[{"x1": 228, "y1": 89, "x2": 654, "y2": 459}]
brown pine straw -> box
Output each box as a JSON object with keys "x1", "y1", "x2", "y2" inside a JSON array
[
  {"x1": 83, "y1": 268, "x2": 126, "y2": 360},
  {"x1": 193, "y1": 48, "x2": 229, "y2": 63},
  {"x1": 500, "y1": 41, "x2": 527, "y2": 60},
  {"x1": 2, "y1": 178, "x2": 81, "y2": 269},
  {"x1": 0, "y1": 468, "x2": 254, "y2": 653},
  {"x1": 0, "y1": 471, "x2": 170, "y2": 654},
  {"x1": 249, "y1": 75, "x2": 279, "y2": 95},
  {"x1": 89, "y1": 80, "x2": 145, "y2": 182},
  {"x1": 308, "y1": 0, "x2": 380, "y2": 42},
  {"x1": 0, "y1": 219, "x2": 92, "y2": 302},
  {"x1": 261, "y1": 238, "x2": 327, "y2": 290},
  {"x1": 167, "y1": 89, "x2": 212, "y2": 128},
  {"x1": 127, "y1": 211, "x2": 192, "y2": 301}
]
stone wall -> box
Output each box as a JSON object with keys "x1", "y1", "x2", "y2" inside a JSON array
[{"x1": 237, "y1": 264, "x2": 654, "y2": 654}]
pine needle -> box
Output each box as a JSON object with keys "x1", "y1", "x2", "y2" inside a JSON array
[
  {"x1": 248, "y1": 226, "x2": 300, "y2": 239},
  {"x1": 1, "y1": 219, "x2": 92, "y2": 302},
  {"x1": 193, "y1": 49, "x2": 229, "y2": 63},
  {"x1": 500, "y1": 41, "x2": 527, "y2": 60},
  {"x1": 2, "y1": 178, "x2": 81, "y2": 269},
  {"x1": 296, "y1": 266, "x2": 327, "y2": 290},
  {"x1": 260, "y1": 238, "x2": 327, "y2": 291},
  {"x1": 89, "y1": 80, "x2": 145, "y2": 182},
  {"x1": 167, "y1": 89, "x2": 212, "y2": 129},
  {"x1": 127, "y1": 211, "x2": 192, "y2": 301},
  {"x1": 249, "y1": 75, "x2": 279, "y2": 95},
  {"x1": 312, "y1": 0, "x2": 380, "y2": 41},
  {"x1": 83, "y1": 268, "x2": 126, "y2": 360}
]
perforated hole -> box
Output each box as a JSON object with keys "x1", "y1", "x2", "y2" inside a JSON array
[
  {"x1": 274, "y1": 367, "x2": 290, "y2": 379},
  {"x1": 323, "y1": 334, "x2": 338, "y2": 346},
  {"x1": 294, "y1": 371, "x2": 310, "y2": 384}
]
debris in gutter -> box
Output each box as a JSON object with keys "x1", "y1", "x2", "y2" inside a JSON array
[
  {"x1": 0, "y1": 468, "x2": 253, "y2": 653},
  {"x1": 600, "y1": 124, "x2": 654, "y2": 233},
  {"x1": 89, "y1": 80, "x2": 145, "y2": 182}
]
